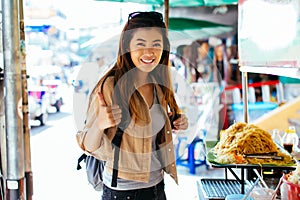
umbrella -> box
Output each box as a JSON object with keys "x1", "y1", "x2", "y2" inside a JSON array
[
  {"x1": 168, "y1": 18, "x2": 231, "y2": 30},
  {"x1": 84, "y1": 1, "x2": 237, "y2": 60},
  {"x1": 82, "y1": 17, "x2": 234, "y2": 61},
  {"x1": 95, "y1": 0, "x2": 238, "y2": 27},
  {"x1": 81, "y1": 3, "x2": 237, "y2": 49},
  {"x1": 95, "y1": 0, "x2": 237, "y2": 7},
  {"x1": 93, "y1": 0, "x2": 237, "y2": 35}
]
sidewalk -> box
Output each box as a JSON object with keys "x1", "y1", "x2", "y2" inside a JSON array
[
  {"x1": 30, "y1": 115, "x2": 225, "y2": 200},
  {"x1": 165, "y1": 165, "x2": 224, "y2": 200}
]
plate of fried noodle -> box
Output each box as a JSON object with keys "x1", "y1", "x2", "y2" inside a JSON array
[{"x1": 208, "y1": 122, "x2": 296, "y2": 166}]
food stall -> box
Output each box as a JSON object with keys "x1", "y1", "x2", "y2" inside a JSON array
[
  {"x1": 199, "y1": 122, "x2": 297, "y2": 199},
  {"x1": 198, "y1": 0, "x2": 300, "y2": 199}
]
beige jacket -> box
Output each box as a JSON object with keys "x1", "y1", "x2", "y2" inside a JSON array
[{"x1": 76, "y1": 76, "x2": 178, "y2": 184}]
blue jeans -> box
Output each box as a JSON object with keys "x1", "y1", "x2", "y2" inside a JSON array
[{"x1": 102, "y1": 180, "x2": 167, "y2": 200}]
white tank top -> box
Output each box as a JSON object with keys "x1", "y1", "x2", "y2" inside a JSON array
[{"x1": 103, "y1": 87, "x2": 165, "y2": 190}]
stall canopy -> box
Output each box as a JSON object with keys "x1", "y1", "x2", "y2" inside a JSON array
[
  {"x1": 95, "y1": 0, "x2": 238, "y2": 27},
  {"x1": 86, "y1": 0, "x2": 238, "y2": 60},
  {"x1": 168, "y1": 18, "x2": 230, "y2": 30},
  {"x1": 166, "y1": 5, "x2": 238, "y2": 45},
  {"x1": 95, "y1": 0, "x2": 237, "y2": 7},
  {"x1": 83, "y1": 18, "x2": 234, "y2": 61},
  {"x1": 167, "y1": 19, "x2": 233, "y2": 48}
]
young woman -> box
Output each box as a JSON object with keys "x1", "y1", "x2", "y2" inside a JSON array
[{"x1": 76, "y1": 11, "x2": 188, "y2": 200}]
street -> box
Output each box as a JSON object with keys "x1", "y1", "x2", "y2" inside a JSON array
[
  {"x1": 29, "y1": 84, "x2": 213, "y2": 200},
  {"x1": 30, "y1": 85, "x2": 100, "y2": 200}
]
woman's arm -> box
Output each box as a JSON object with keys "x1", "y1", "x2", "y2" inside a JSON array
[
  {"x1": 82, "y1": 92, "x2": 122, "y2": 152},
  {"x1": 171, "y1": 114, "x2": 188, "y2": 130}
]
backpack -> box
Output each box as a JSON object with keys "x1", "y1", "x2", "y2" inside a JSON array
[
  {"x1": 76, "y1": 127, "x2": 124, "y2": 191},
  {"x1": 77, "y1": 154, "x2": 105, "y2": 191},
  {"x1": 76, "y1": 75, "x2": 129, "y2": 191}
]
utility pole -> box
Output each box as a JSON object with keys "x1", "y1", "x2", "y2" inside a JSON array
[
  {"x1": 0, "y1": 67, "x2": 6, "y2": 200},
  {"x1": 0, "y1": 1, "x2": 7, "y2": 200},
  {"x1": 2, "y1": 0, "x2": 26, "y2": 199},
  {"x1": 19, "y1": 0, "x2": 33, "y2": 199}
]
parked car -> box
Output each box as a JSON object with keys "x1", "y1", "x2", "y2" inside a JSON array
[
  {"x1": 28, "y1": 86, "x2": 50, "y2": 126},
  {"x1": 27, "y1": 65, "x2": 65, "y2": 113}
]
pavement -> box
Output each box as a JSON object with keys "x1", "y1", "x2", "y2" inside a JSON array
[{"x1": 29, "y1": 85, "x2": 225, "y2": 200}]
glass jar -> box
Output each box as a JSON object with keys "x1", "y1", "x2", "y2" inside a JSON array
[{"x1": 271, "y1": 129, "x2": 282, "y2": 146}]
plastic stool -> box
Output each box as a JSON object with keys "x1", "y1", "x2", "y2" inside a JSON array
[{"x1": 175, "y1": 131, "x2": 209, "y2": 174}]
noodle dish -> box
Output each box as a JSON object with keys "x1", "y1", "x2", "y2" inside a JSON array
[{"x1": 208, "y1": 122, "x2": 295, "y2": 166}]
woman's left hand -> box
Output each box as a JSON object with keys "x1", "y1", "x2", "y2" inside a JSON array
[{"x1": 172, "y1": 114, "x2": 188, "y2": 130}]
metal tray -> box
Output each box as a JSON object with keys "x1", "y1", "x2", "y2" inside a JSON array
[
  {"x1": 197, "y1": 178, "x2": 255, "y2": 200},
  {"x1": 206, "y1": 141, "x2": 297, "y2": 169}
]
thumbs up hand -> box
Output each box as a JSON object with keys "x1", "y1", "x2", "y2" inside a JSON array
[{"x1": 97, "y1": 92, "x2": 122, "y2": 130}]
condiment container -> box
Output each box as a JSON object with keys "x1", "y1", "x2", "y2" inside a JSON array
[
  {"x1": 271, "y1": 129, "x2": 282, "y2": 146},
  {"x1": 282, "y1": 126, "x2": 299, "y2": 153},
  {"x1": 249, "y1": 187, "x2": 276, "y2": 200}
]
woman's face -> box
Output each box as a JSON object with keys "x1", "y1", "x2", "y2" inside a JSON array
[{"x1": 129, "y1": 28, "x2": 163, "y2": 73}]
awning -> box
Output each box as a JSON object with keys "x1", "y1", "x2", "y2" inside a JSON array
[{"x1": 95, "y1": 0, "x2": 237, "y2": 7}]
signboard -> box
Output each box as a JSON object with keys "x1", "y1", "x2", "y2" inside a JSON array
[{"x1": 238, "y1": 0, "x2": 300, "y2": 68}]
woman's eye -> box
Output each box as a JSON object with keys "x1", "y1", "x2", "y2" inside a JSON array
[
  {"x1": 153, "y1": 43, "x2": 162, "y2": 48},
  {"x1": 137, "y1": 43, "x2": 145, "y2": 47}
]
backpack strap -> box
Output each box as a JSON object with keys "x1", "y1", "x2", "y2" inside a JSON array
[
  {"x1": 109, "y1": 79, "x2": 129, "y2": 188},
  {"x1": 76, "y1": 128, "x2": 124, "y2": 188},
  {"x1": 111, "y1": 127, "x2": 124, "y2": 187},
  {"x1": 77, "y1": 153, "x2": 87, "y2": 170}
]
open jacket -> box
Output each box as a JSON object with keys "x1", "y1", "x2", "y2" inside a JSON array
[{"x1": 76, "y1": 76, "x2": 178, "y2": 184}]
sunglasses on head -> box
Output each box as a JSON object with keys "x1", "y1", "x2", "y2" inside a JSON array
[{"x1": 128, "y1": 11, "x2": 163, "y2": 22}]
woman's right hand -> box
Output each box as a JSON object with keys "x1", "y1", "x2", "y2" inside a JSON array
[{"x1": 97, "y1": 92, "x2": 122, "y2": 130}]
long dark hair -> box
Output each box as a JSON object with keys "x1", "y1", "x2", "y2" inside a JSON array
[{"x1": 90, "y1": 11, "x2": 180, "y2": 124}]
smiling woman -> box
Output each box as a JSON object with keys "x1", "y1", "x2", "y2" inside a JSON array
[{"x1": 76, "y1": 11, "x2": 189, "y2": 200}]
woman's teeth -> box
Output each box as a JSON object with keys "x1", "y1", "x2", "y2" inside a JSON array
[{"x1": 141, "y1": 59, "x2": 154, "y2": 64}]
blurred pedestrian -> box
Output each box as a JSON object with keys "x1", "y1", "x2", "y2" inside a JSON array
[
  {"x1": 227, "y1": 44, "x2": 241, "y2": 86},
  {"x1": 213, "y1": 42, "x2": 230, "y2": 86},
  {"x1": 96, "y1": 56, "x2": 105, "y2": 73},
  {"x1": 171, "y1": 45, "x2": 192, "y2": 80},
  {"x1": 76, "y1": 11, "x2": 188, "y2": 200},
  {"x1": 211, "y1": 39, "x2": 229, "y2": 132},
  {"x1": 189, "y1": 40, "x2": 214, "y2": 83},
  {"x1": 90, "y1": 56, "x2": 106, "y2": 89}
]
